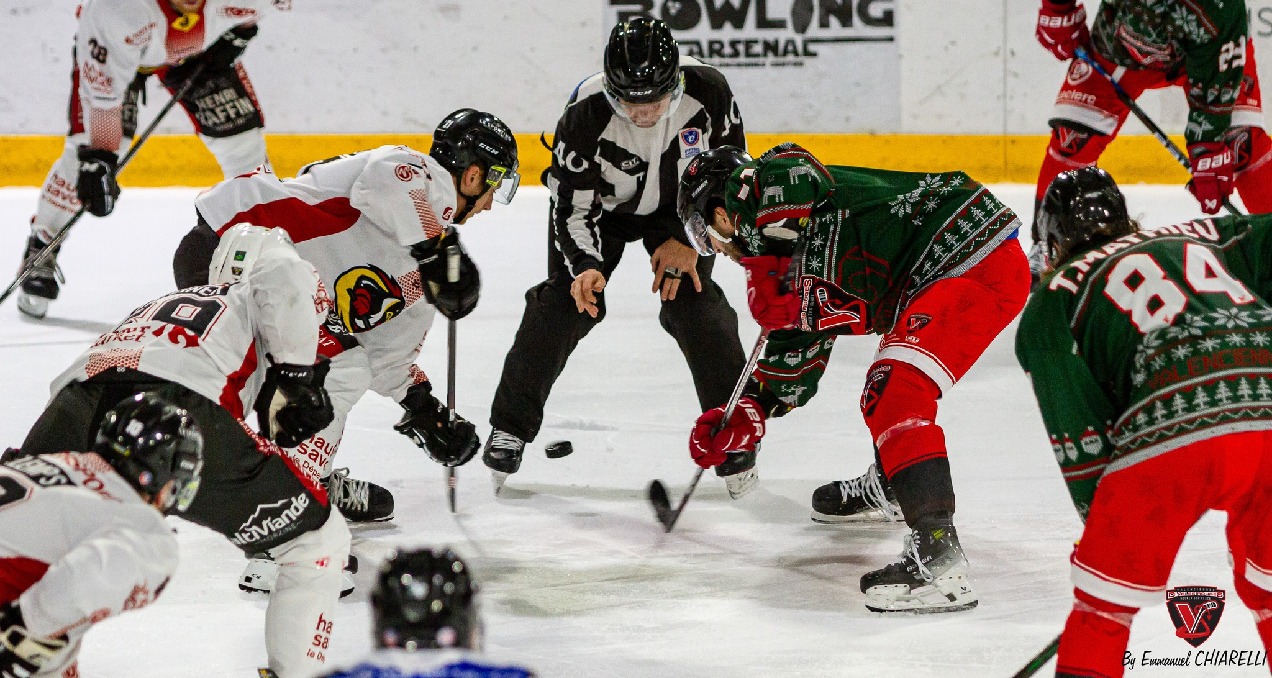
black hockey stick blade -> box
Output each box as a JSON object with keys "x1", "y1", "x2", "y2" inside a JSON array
[
  {"x1": 1011, "y1": 633, "x2": 1060, "y2": 678},
  {"x1": 647, "y1": 480, "x2": 677, "y2": 531}
]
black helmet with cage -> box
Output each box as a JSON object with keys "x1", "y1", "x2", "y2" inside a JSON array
[
  {"x1": 1037, "y1": 167, "x2": 1136, "y2": 267},
  {"x1": 372, "y1": 547, "x2": 481, "y2": 651},
  {"x1": 94, "y1": 392, "x2": 204, "y2": 513}
]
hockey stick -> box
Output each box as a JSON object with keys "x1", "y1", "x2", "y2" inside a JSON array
[
  {"x1": 444, "y1": 241, "x2": 460, "y2": 514},
  {"x1": 0, "y1": 62, "x2": 208, "y2": 308},
  {"x1": 1011, "y1": 633, "x2": 1061, "y2": 678},
  {"x1": 1074, "y1": 46, "x2": 1242, "y2": 216},
  {"x1": 647, "y1": 328, "x2": 771, "y2": 532}
]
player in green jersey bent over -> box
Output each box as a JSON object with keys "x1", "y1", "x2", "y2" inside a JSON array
[
  {"x1": 678, "y1": 144, "x2": 1030, "y2": 613},
  {"x1": 1017, "y1": 167, "x2": 1272, "y2": 677}
]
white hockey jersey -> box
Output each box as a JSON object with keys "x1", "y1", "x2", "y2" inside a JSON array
[
  {"x1": 75, "y1": 0, "x2": 284, "y2": 111},
  {"x1": 0, "y1": 452, "x2": 177, "y2": 674},
  {"x1": 49, "y1": 254, "x2": 324, "y2": 419},
  {"x1": 195, "y1": 146, "x2": 460, "y2": 402}
]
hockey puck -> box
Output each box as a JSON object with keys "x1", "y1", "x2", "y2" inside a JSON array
[{"x1": 544, "y1": 440, "x2": 573, "y2": 459}]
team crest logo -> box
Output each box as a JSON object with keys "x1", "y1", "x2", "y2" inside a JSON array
[
  {"x1": 334, "y1": 264, "x2": 405, "y2": 333},
  {"x1": 860, "y1": 363, "x2": 892, "y2": 415},
  {"x1": 394, "y1": 164, "x2": 418, "y2": 182},
  {"x1": 1166, "y1": 586, "x2": 1225, "y2": 647},
  {"x1": 1066, "y1": 59, "x2": 1092, "y2": 86},
  {"x1": 906, "y1": 313, "x2": 931, "y2": 332}
]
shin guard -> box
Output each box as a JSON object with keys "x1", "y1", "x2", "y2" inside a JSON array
[
  {"x1": 264, "y1": 509, "x2": 351, "y2": 678},
  {"x1": 861, "y1": 360, "x2": 953, "y2": 526}
]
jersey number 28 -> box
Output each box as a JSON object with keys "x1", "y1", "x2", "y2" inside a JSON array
[{"x1": 1104, "y1": 243, "x2": 1254, "y2": 333}]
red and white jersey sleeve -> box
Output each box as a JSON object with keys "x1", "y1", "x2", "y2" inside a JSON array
[
  {"x1": 75, "y1": 0, "x2": 280, "y2": 111},
  {"x1": 0, "y1": 453, "x2": 176, "y2": 640},
  {"x1": 49, "y1": 255, "x2": 323, "y2": 418},
  {"x1": 195, "y1": 146, "x2": 458, "y2": 402}
]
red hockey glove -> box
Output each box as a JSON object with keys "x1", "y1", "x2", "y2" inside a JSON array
[
  {"x1": 689, "y1": 397, "x2": 766, "y2": 469},
  {"x1": 1036, "y1": 0, "x2": 1089, "y2": 60},
  {"x1": 740, "y1": 256, "x2": 800, "y2": 331},
  {"x1": 1187, "y1": 142, "x2": 1235, "y2": 215}
]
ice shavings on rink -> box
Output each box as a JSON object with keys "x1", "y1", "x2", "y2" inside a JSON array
[{"x1": 0, "y1": 185, "x2": 1263, "y2": 676}]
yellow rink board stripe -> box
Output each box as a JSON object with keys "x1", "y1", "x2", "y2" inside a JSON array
[{"x1": 0, "y1": 133, "x2": 1192, "y2": 188}]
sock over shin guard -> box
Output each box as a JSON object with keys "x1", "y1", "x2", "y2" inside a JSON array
[
  {"x1": 861, "y1": 360, "x2": 954, "y2": 525},
  {"x1": 1056, "y1": 589, "x2": 1137, "y2": 678}
]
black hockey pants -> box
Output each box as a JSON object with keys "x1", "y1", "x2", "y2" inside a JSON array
[
  {"x1": 21, "y1": 372, "x2": 330, "y2": 554},
  {"x1": 489, "y1": 212, "x2": 747, "y2": 442}
]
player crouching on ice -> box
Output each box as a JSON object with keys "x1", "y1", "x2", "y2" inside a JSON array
[
  {"x1": 677, "y1": 145, "x2": 1030, "y2": 613},
  {"x1": 19, "y1": 225, "x2": 349, "y2": 678},
  {"x1": 0, "y1": 394, "x2": 203, "y2": 678},
  {"x1": 1018, "y1": 167, "x2": 1272, "y2": 677},
  {"x1": 172, "y1": 108, "x2": 520, "y2": 523},
  {"x1": 318, "y1": 547, "x2": 534, "y2": 678}
]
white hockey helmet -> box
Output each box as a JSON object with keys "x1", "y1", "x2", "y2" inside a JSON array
[{"x1": 208, "y1": 224, "x2": 299, "y2": 285}]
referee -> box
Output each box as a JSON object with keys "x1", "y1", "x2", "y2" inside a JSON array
[{"x1": 484, "y1": 17, "x2": 749, "y2": 495}]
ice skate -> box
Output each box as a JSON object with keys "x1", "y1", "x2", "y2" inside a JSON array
[
  {"x1": 239, "y1": 553, "x2": 358, "y2": 598},
  {"x1": 16, "y1": 235, "x2": 63, "y2": 320},
  {"x1": 324, "y1": 467, "x2": 394, "y2": 523},
  {"x1": 716, "y1": 445, "x2": 758, "y2": 500},
  {"x1": 483, "y1": 429, "x2": 525, "y2": 495},
  {"x1": 811, "y1": 462, "x2": 903, "y2": 523},
  {"x1": 860, "y1": 516, "x2": 977, "y2": 614}
]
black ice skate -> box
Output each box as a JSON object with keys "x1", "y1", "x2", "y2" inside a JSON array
[
  {"x1": 716, "y1": 444, "x2": 759, "y2": 499},
  {"x1": 810, "y1": 462, "x2": 903, "y2": 523},
  {"x1": 483, "y1": 429, "x2": 525, "y2": 495},
  {"x1": 239, "y1": 553, "x2": 358, "y2": 598},
  {"x1": 860, "y1": 515, "x2": 977, "y2": 614},
  {"x1": 324, "y1": 467, "x2": 394, "y2": 523},
  {"x1": 17, "y1": 235, "x2": 63, "y2": 320}
]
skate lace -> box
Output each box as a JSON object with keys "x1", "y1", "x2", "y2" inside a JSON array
[
  {"x1": 326, "y1": 467, "x2": 368, "y2": 513},
  {"x1": 489, "y1": 429, "x2": 524, "y2": 452},
  {"x1": 902, "y1": 531, "x2": 934, "y2": 583},
  {"x1": 836, "y1": 463, "x2": 902, "y2": 521}
]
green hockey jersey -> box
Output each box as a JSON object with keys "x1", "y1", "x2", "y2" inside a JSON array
[
  {"x1": 724, "y1": 145, "x2": 1020, "y2": 414},
  {"x1": 1016, "y1": 214, "x2": 1272, "y2": 518},
  {"x1": 1091, "y1": 0, "x2": 1249, "y2": 144}
]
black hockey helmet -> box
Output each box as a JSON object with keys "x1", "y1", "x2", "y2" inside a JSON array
[
  {"x1": 1037, "y1": 167, "x2": 1135, "y2": 266},
  {"x1": 372, "y1": 547, "x2": 481, "y2": 651},
  {"x1": 94, "y1": 393, "x2": 204, "y2": 513},
  {"x1": 431, "y1": 108, "x2": 520, "y2": 205},
  {"x1": 604, "y1": 17, "x2": 681, "y2": 104},
  {"x1": 678, "y1": 146, "x2": 753, "y2": 255}
]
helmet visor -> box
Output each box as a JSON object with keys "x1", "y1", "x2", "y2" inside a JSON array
[
  {"x1": 486, "y1": 164, "x2": 520, "y2": 205},
  {"x1": 170, "y1": 436, "x2": 204, "y2": 513},
  {"x1": 685, "y1": 211, "x2": 738, "y2": 258},
  {"x1": 604, "y1": 74, "x2": 684, "y2": 128}
]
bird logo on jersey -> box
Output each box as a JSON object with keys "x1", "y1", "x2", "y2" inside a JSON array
[{"x1": 334, "y1": 265, "x2": 405, "y2": 333}]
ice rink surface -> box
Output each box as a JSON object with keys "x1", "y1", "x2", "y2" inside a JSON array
[{"x1": 0, "y1": 184, "x2": 1265, "y2": 677}]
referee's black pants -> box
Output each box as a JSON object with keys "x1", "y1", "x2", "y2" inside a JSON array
[{"x1": 489, "y1": 212, "x2": 746, "y2": 442}]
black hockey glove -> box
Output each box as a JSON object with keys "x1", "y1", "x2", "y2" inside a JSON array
[
  {"x1": 0, "y1": 601, "x2": 68, "y2": 676},
  {"x1": 165, "y1": 23, "x2": 258, "y2": 84},
  {"x1": 413, "y1": 231, "x2": 481, "y2": 321},
  {"x1": 262, "y1": 358, "x2": 335, "y2": 448},
  {"x1": 76, "y1": 147, "x2": 120, "y2": 217},
  {"x1": 394, "y1": 381, "x2": 480, "y2": 467}
]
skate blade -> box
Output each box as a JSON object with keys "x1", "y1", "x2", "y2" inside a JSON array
[
  {"x1": 490, "y1": 471, "x2": 509, "y2": 496},
  {"x1": 724, "y1": 468, "x2": 757, "y2": 500},
  {"x1": 16, "y1": 294, "x2": 48, "y2": 319},
  {"x1": 344, "y1": 512, "x2": 395, "y2": 524},
  {"x1": 810, "y1": 508, "x2": 901, "y2": 524},
  {"x1": 864, "y1": 572, "x2": 978, "y2": 614}
]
